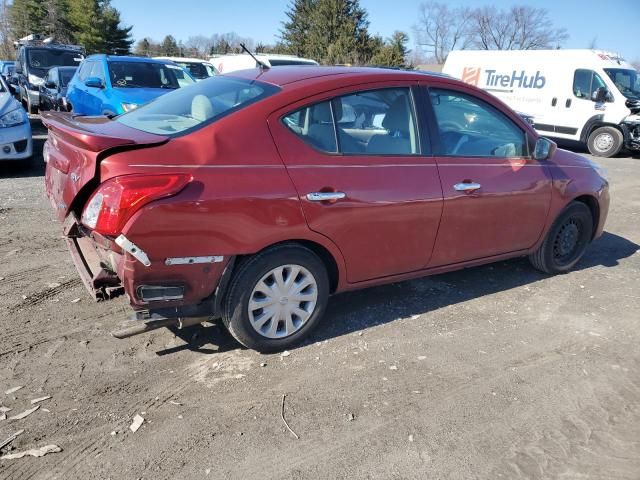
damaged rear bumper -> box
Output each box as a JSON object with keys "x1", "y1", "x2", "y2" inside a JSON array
[{"x1": 64, "y1": 215, "x2": 124, "y2": 301}]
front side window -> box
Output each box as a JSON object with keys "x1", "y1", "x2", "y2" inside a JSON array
[
  {"x1": 90, "y1": 61, "x2": 105, "y2": 82},
  {"x1": 573, "y1": 69, "x2": 607, "y2": 99},
  {"x1": 77, "y1": 61, "x2": 92, "y2": 81},
  {"x1": 108, "y1": 61, "x2": 194, "y2": 90},
  {"x1": 282, "y1": 88, "x2": 419, "y2": 155},
  {"x1": 116, "y1": 76, "x2": 279, "y2": 136},
  {"x1": 429, "y1": 88, "x2": 525, "y2": 157}
]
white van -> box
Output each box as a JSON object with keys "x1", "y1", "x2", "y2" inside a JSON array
[
  {"x1": 443, "y1": 49, "x2": 640, "y2": 157},
  {"x1": 211, "y1": 53, "x2": 318, "y2": 74}
]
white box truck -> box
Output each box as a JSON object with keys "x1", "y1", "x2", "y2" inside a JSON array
[{"x1": 443, "y1": 49, "x2": 640, "y2": 157}]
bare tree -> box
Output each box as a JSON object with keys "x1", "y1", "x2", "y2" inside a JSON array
[
  {"x1": 413, "y1": 2, "x2": 473, "y2": 64},
  {"x1": 185, "y1": 35, "x2": 214, "y2": 58},
  {"x1": 469, "y1": 6, "x2": 568, "y2": 50},
  {"x1": 0, "y1": 0, "x2": 14, "y2": 59}
]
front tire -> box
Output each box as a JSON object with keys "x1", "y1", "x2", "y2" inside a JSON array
[
  {"x1": 222, "y1": 244, "x2": 329, "y2": 352},
  {"x1": 587, "y1": 126, "x2": 623, "y2": 157},
  {"x1": 529, "y1": 202, "x2": 593, "y2": 274}
]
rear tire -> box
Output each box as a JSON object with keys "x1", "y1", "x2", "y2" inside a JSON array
[
  {"x1": 529, "y1": 202, "x2": 593, "y2": 274},
  {"x1": 222, "y1": 244, "x2": 329, "y2": 352},
  {"x1": 587, "y1": 126, "x2": 623, "y2": 157}
]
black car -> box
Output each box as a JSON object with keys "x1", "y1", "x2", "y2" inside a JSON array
[{"x1": 39, "y1": 66, "x2": 77, "y2": 111}]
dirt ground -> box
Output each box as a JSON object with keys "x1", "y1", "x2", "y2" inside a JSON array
[{"x1": 1, "y1": 118, "x2": 639, "y2": 480}]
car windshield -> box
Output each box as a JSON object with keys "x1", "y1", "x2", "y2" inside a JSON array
[
  {"x1": 108, "y1": 61, "x2": 195, "y2": 89},
  {"x1": 116, "y1": 76, "x2": 279, "y2": 136},
  {"x1": 604, "y1": 68, "x2": 640, "y2": 100},
  {"x1": 178, "y1": 62, "x2": 216, "y2": 80},
  {"x1": 59, "y1": 69, "x2": 76, "y2": 87},
  {"x1": 28, "y1": 49, "x2": 82, "y2": 69}
]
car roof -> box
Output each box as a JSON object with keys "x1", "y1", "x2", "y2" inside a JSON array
[
  {"x1": 227, "y1": 66, "x2": 450, "y2": 87},
  {"x1": 87, "y1": 55, "x2": 173, "y2": 64},
  {"x1": 154, "y1": 56, "x2": 212, "y2": 64}
]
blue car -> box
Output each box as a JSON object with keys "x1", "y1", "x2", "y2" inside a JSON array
[{"x1": 66, "y1": 55, "x2": 195, "y2": 116}]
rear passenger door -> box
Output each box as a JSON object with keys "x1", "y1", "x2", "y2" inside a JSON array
[
  {"x1": 269, "y1": 84, "x2": 443, "y2": 283},
  {"x1": 422, "y1": 84, "x2": 552, "y2": 267}
]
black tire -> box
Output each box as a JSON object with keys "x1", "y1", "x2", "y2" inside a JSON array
[
  {"x1": 529, "y1": 201, "x2": 593, "y2": 274},
  {"x1": 587, "y1": 126, "x2": 623, "y2": 157},
  {"x1": 222, "y1": 244, "x2": 329, "y2": 352},
  {"x1": 26, "y1": 96, "x2": 37, "y2": 115}
]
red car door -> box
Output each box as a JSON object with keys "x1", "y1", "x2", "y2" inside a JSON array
[
  {"x1": 269, "y1": 84, "x2": 443, "y2": 283},
  {"x1": 422, "y1": 84, "x2": 552, "y2": 267}
]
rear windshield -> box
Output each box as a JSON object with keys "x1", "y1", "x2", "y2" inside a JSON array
[
  {"x1": 28, "y1": 49, "x2": 82, "y2": 69},
  {"x1": 59, "y1": 69, "x2": 76, "y2": 87},
  {"x1": 108, "y1": 61, "x2": 195, "y2": 89},
  {"x1": 178, "y1": 62, "x2": 217, "y2": 80},
  {"x1": 116, "y1": 76, "x2": 279, "y2": 136}
]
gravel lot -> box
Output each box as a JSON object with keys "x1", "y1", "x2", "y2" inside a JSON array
[{"x1": 1, "y1": 118, "x2": 639, "y2": 480}]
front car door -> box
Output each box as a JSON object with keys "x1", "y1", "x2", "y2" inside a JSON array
[
  {"x1": 269, "y1": 83, "x2": 443, "y2": 283},
  {"x1": 422, "y1": 82, "x2": 552, "y2": 267}
]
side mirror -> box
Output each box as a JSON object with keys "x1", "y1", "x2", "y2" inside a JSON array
[
  {"x1": 533, "y1": 137, "x2": 557, "y2": 161},
  {"x1": 591, "y1": 87, "x2": 611, "y2": 103},
  {"x1": 84, "y1": 77, "x2": 104, "y2": 89}
]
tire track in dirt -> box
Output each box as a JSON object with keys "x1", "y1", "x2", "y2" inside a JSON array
[{"x1": 7, "y1": 278, "x2": 83, "y2": 314}]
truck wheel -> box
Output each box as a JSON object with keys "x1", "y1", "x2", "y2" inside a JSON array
[
  {"x1": 26, "y1": 96, "x2": 37, "y2": 115},
  {"x1": 587, "y1": 126, "x2": 623, "y2": 157},
  {"x1": 222, "y1": 244, "x2": 329, "y2": 352},
  {"x1": 529, "y1": 201, "x2": 593, "y2": 274}
]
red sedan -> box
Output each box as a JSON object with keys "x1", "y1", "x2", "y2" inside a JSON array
[{"x1": 43, "y1": 66, "x2": 609, "y2": 352}]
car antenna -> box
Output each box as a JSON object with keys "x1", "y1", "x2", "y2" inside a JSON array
[{"x1": 240, "y1": 43, "x2": 269, "y2": 70}]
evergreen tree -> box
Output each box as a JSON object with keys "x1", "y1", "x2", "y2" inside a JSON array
[
  {"x1": 369, "y1": 31, "x2": 409, "y2": 68},
  {"x1": 134, "y1": 37, "x2": 151, "y2": 56},
  {"x1": 67, "y1": 0, "x2": 105, "y2": 53},
  {"x1": 101, "y1": 2, "x2": 132, "y2": 55},
  {"x1": 160, "y1": 35, "x2": 179, "y2": 56},
  {"x1": 280, "y1": 0, "x2": 376, "y2": 65},
  {"x1": 8, "y1": 0, "x2": 47, "y2": 39}
]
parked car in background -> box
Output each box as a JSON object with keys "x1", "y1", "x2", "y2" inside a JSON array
[
  {"x1": 211, "y1": 53, "x2": 317, "y2": 74},
  {"x1": 0, "y1": 61, "x2": 15, "y2": 82},
  {"x1": 14, "y1": 34, "x2": 84, "y2": 114},
  {"x1": 0, "y1": 74, "x2": 32, "y2": 163},
  {"x1": 38, "y1": 66, "x2": 77, "y2": 111},
  {"x1": 443, "y1": 49, "x2": 640, "y2": 157},
  {"x1": 66, "y1": 55, "x2": 196, "y2": 116},
  {"x1": 154, "y1": 57, "x2": 217, "y2": 81},
  {"x1": 43, "y1": 66, "x2": 609, "y2": 352}
]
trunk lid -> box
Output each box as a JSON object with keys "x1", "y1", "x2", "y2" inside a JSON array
[{"x1": 43, "y1": 112, "x2": 168, "y2": 221}]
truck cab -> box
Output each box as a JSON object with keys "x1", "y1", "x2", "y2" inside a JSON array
[
  {"x1": 14, "y1": 34, "x2": 84, "y2": 114},
  {"x1": 443, "y1": 49, "x2": 640, "y2": 157}
]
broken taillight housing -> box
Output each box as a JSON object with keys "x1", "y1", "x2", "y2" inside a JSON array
[{"x1": 81, "y1": 174, "x2": 192, "y2": 236}]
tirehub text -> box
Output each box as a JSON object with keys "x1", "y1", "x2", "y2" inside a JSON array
[{"x1": 485, "y1": 70, "x2": 546, "y2": 89}]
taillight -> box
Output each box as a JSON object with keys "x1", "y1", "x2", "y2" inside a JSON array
[{"x1": 81, "y1": 174, "x2": 192, "y2": 236}]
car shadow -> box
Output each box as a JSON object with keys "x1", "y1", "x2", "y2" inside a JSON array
[
  {"x1": 308, "y1": 231, "x2": 637, "y2": 344},
  {"x1": 169, "y1": 231, "x2": 637, "y2": 355}
]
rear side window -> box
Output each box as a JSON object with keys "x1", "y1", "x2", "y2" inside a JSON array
[
  {"x1": 282, "y1": 88, "x2": 419, "y2": 155},
  {"x1": 429, "y1": 88, "x2": 525, "y2": 157},
  {"x1": 573, "y1": 69, "x2": 607, "y2": 99},
  {"x1": 116, "y1": 76, "x2": 279, "y2": 136}
]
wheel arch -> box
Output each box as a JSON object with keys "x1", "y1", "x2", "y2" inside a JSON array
[
  {"x1": 580, "y1": 117, "x2": 622, "y2": 144},
  {"x1": 571, "y1": 194, "x2": 600, "y2": 240},
  {"x1": 235, "y1": 239, "x2": 342, "y2": 294}
]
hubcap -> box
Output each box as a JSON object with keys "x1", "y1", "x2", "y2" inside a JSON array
[
  {"x1": 553, "y1": 220, "x2": 580, "y2": 261},
  {"x1": 248, "y1": 264, "x2": 318, "y2": 339},
  {"x1": 594, "y1": 133, "x2": 614, "y2": 152}
]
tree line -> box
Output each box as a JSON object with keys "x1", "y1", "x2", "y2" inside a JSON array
[
  {"x1": 0, "y1": 0, "x2": 132, "y2": 58},
  {"x1": 0, "y1": 0, "x2": 573, "y2": 68}
]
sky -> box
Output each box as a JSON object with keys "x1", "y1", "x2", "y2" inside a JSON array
[{"x1": 111, "y1": 0, "x2": 640, "y2": 61}]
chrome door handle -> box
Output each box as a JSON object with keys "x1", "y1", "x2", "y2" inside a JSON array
[
  {"x1": 306, "y1": 192, "x2": 346, "y2": 202},
  {"x1": 454, "y1": 182, "x2": 481, "y2": 192}
]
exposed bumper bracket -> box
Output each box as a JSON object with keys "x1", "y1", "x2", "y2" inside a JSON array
[{"x1": 115, "y1": 234, "x2": 151, "y2": 267}]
